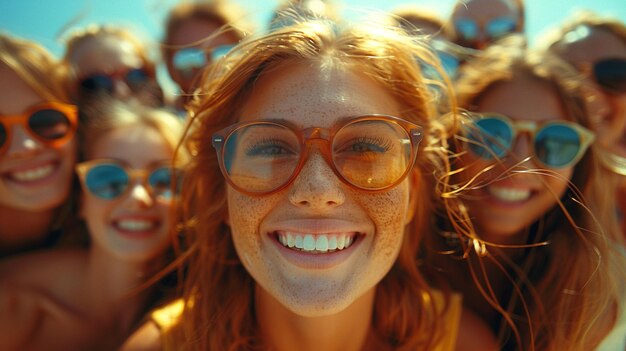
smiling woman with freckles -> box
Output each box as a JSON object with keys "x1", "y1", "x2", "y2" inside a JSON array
[
  {"x1": 0, "y1": 101, "x2": 187, "y2": 350},
  {"x1": 0, "y1": 33, "x2": 77, "y2": 258},
  {"x1": 121, "y1": 14, "x2": 498, "y2": 351}
]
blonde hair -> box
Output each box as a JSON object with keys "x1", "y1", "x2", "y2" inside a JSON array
[
  {"x1": 62, "y1": 25, "x2": 156, "y2": 93},
  {"x1": 79, "y1": 99, "x2": 187, "y2": 164},
  {"x1": 446, "y1": 40, "x2": 626, "y2": 350},
  {"x1": 172, "y1": 17, "x2": 468, "y2": 350},
  {"x1": 390, "y1": 5, "x2": 452, "y2": 38},
  {"x1": 0, "y1": 32, "x2": 69, "y2": 103}
]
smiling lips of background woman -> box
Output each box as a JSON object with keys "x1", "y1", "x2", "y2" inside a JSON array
[{"x1": 166, "y1": 16, "x2": 486, "y2": 350}]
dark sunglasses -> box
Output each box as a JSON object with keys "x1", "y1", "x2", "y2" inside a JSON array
[
  {"x1": 79, "y1": 67, "x2": 151, "y2": 95},
  {"x1": 172, "y1": 44, "x2": 234, "y2": 79},
  {"x1": 455, "y1": 16, "x2": 517, "y2": 44},
  {"x1": 76, "y1": 159, "x2": 183, "y2": 200},
  {"x1": 465, "y1": 113, "x2": 595, "y2": 169},
  {"x1": 212, "y1": 115, "x2": 423, "y2": 195},
  {"x1": 592, "y1": 58, "x2": 626, "y2": 94},
  {"x1": 1, "y1": 102, "x2": 78, "y2": 154}
]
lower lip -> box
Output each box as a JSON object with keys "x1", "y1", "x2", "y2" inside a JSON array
[
  {"x1": 268, "y1": 233, "x2": 363, "y2": 270},
  {"x1": 4, "y1": 161, "x2": 61, "y2": 187}
]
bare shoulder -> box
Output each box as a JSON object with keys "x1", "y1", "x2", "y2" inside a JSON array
[
  {"x1": 0, "y1": 248, "x2": 87, "y2": 287},
  {"x1": 119, "y1": 320, "x2": 163, "y2": 351},
  {"x1": 455, "y1": 307, "x2": 499, "y2": 351}
]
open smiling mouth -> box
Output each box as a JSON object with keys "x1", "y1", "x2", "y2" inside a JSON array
[{"x1": 273, "y1": 231, "x2": 361, "y2": 254}]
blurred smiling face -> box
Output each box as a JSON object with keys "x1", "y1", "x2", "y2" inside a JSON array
[
  {"x1": 553, "y1": 26, "x2": 626, "y2": 160},
  {"x1": 458, "y1": 73, "x2": 575, "y2": 245},
  {"x1": 81, "y1": 124, "x2": 173, "y2": 262},
  {"x1": 226, "y1": 62, "x2": 416, "y2": 317},
  {"x1": 0, "y1": 63, "x2": 76, "y2": 212}
]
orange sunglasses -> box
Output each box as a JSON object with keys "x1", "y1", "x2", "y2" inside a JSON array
[
  {"x1": 212, "y1": 114, "x2": 424, "y2": 196},
  {"x1": 0, "y1": 102, "x2": 78, "y2": 154}
]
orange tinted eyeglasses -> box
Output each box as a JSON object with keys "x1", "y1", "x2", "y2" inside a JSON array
[
  {"x1": 0, "y1": 102, "x2": 78, "y2": 155},
  {"x1": 212, "y1": 115, "x2": 424, "y2": 196}
]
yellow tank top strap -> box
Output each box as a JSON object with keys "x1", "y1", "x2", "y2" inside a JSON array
[{"x1": 429, "y1": 290, "x2": 463, "y2": 351}]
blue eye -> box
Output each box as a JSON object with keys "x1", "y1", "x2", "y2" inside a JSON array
[
  {"x1": 347, "y1": 137, "x2": 391, "y2": 153},
  {"x1": 246, "y1": 139, "x2": 296, "y2": 157}
]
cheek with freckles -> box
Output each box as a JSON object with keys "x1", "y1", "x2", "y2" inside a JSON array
[
  {"x1": 352, "y1": 182, "x2": 410, "y2": 262},
  {"x1": 226, "y1": 188, "x2": 279, "y2": 265}
]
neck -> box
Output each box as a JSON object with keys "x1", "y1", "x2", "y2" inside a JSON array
[
  {"x1": 0, "y1": 205, "x2": 56, "y2": 257},
  {"x1": 86, "y1": 244, "x2": 165, "y2": 332},
  {"x1": 256, "y1": 285, "x2": 377, "y2": 351}
]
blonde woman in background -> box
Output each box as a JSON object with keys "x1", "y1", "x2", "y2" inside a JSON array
[
  {"x1": 0, "y1": 101, "x2": 186, "y2": 350},
  {"x1": 0, "y1": 33, "x2": 77, "y2": 258},
  {"x1": 422, "y1": 40, "x2": 626, "y2": 350}
]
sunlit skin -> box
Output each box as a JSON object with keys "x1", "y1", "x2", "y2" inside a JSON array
[
  {"x1": 227, "y1": 61, "x2": 416, "y2": 351},
  {"x1": 165, "y1": 17, "x2": 239, "y2": 94},
  {"x1": 451, "y1": 0, "x2": 520, "y2": 50},
  {"x1": 81, "y1": 125, "x2": 173, "y2": 262},
  {"x1": 458, "y1": 72, "x2": 574, "y2": 245},
  {"x1": 0, "y1": 63, "x2": 76, "y2": 253}
]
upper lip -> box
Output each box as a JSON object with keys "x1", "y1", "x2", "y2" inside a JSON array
[
  {"x1": 0, "y1": 157, "x2": 59, "y2": 175},
  {"x1": 263, "y1": 218, "x2": 370, "y2": 236}
]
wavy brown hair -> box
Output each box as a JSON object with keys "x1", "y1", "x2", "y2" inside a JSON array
[
  {"x1": 431, "y1": 40, "x2": 626, "y2": 350},
  {"x1": 170, "y1": 17, "x2": 471, "y2": 350}
]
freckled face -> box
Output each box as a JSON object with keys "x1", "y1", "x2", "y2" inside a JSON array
[
  {"x1": 458, "y1": 74, "x2": 574, "y2": 245},
  {"x1": 227, "y1": 62, "x2": 414, "y2": 317}
]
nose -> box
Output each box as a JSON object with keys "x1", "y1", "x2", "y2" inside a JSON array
[
  {"x1": 509, "y1": 133, "x2": 536, "y2": 167},
  {"x1": 126, "y1": 181, "x2": 154, "y2": 207},
  {"x1": 288, "y1": 151, "x2": 345, "y2": 209},
  {"x1": 6, "y1": 125, "x2": 44, "y2": 157},
  {"x1": 112, "y1": 79, "x2": 132, "y2": 99}
]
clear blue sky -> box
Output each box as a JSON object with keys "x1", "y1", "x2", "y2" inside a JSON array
[{"x1": 1, "y1": 0, "x2": 624, "y2": 95}]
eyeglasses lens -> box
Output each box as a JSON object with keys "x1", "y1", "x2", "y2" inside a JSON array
[
  {"x1": 468, "y1": 118, "x2": 512, "y2": 159},
  {"x1": 148, "y1": 167, "x2": 179, "y2": 200},
  {"x1": 594, "y1": 59, "x2": 626, "y2": 94},
  {"x1": 29, "y1": 109, "x2": 72, "y2": 140},
  {"x1": 535, "y1": 124, "x2": 581, "y2": 168},
  {"x1": 85, "y1": 164, "x2": 129, "y2": 199}
]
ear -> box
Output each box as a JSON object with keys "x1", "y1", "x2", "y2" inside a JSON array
[{"x1": 404, "y1": 170, "x2": 420, "y2": 226}]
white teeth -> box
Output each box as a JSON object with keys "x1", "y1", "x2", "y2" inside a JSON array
[
  {"x1": 11, "y1": 164, "x2": 55, "y2": 182},
  {"x1": 303, "y1": 235, "x2": 315, "y2": 250},
  {"x1": 488, "y1": 185, "x2": 531, "y2": 202},
  {"x1": 328, "y1": 236, "x2": 338, "y2": 250},
  {"x1": 116, "y1": 219, "x2": 155, "y2": 232},
  {"x1": 315, "y1": 235, "x2": 328, "y2": 252},
  {"x1": 278, "y1": 232, "x2": 356, "y2": 253},
  {"x1": 337, "y1": 235, "x2": 346, "y2": 250}
]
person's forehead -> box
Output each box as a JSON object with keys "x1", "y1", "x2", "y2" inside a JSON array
[
  {"x1": 555, "y1": 26, "x2": 626, "y2": 65},
  {"x1": 237, "y1": 61, "x2": 401, "y2": 127},
  {"x1": 71, "y1": 36, "x2": 144, "y2": 75}
]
